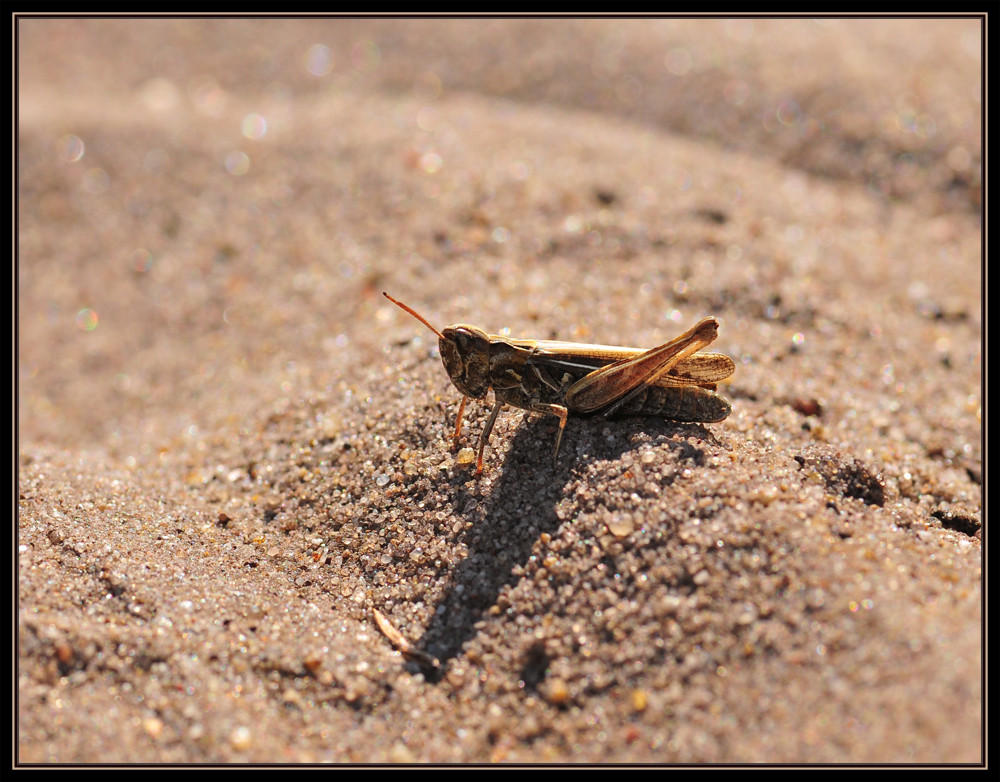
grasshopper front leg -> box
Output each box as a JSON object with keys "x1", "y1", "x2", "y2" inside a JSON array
[
  {"x1": 471, "y1": 399, "x2": 568, "y2": 472},
  {"x1": 452, "y1": 395, "x2": 468, "y2": 446},
  {"x1": 474, "y1": 398, "x2": 505, "y2": 475},
  {"x1": 451, "y1": 394, "x2": 502, "y2": 475}
]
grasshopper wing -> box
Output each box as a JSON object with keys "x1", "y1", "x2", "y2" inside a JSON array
[
  {"x1": 563, "y1": 317, "x2": 722, "y2": 413},
  {"x1": 657, "y1": 351, "x2": 735, "y2": 388}
]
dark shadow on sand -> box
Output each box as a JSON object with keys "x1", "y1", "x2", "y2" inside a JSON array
[{"x1": 408, "y1": 413, "x2": 720, "y2": 681}]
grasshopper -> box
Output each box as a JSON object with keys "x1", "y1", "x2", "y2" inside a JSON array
[{"x1": 384, "y1": 292, "x2": 735, "y2": 474}]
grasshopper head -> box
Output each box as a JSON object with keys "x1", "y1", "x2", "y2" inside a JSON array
[
  {"x1": 440, "y1": 325, "x2": 492, "y2": 398},
  {"x1": 382, "y1": 294, "x2": 493, "y2": 399}
]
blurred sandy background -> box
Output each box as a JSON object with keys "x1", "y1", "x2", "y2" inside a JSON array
[{"x1": 18, "y1": 17, "x2": 982, "y2": 763}]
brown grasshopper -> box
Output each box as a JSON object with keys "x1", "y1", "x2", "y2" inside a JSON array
[{"x1": 384, "y1": 292, "x2": 735, "y2": 474}]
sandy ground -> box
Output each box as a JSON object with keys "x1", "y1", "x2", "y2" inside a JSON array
[{"x1": 17, "y1": 17, "x2": 982, "y2": 764}]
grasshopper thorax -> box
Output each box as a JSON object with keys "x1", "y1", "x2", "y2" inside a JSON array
[{"x1": 440, "y1": 325, "x2": 492, "y2": 399}]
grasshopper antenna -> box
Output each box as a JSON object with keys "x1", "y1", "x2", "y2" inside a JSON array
[{"x1": 383, "y1": 292, "x2": 447, "y2": 341}]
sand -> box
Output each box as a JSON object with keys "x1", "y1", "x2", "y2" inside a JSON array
[{"x1": 17, "y1": 17, "x2": 982, "y2": 764}]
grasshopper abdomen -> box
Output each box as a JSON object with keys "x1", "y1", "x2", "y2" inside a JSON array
[{"x1": 610, "y1": 384, "x2": 732, "y2": 423}]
